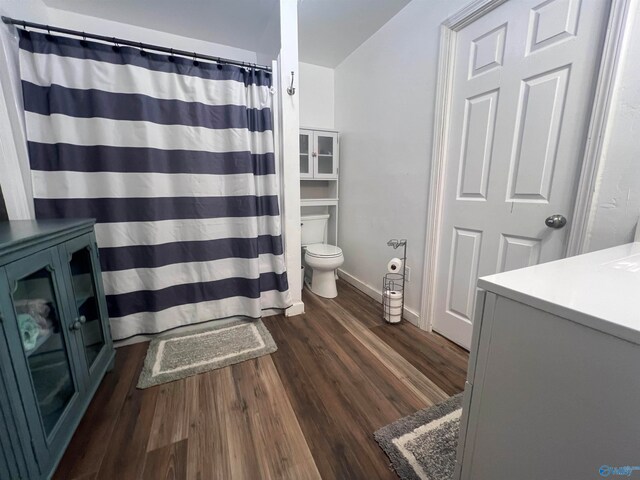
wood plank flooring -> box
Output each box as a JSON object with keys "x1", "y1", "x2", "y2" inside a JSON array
[{"x1": 54, "y1": 280, "x2": 468, "y2": 480}]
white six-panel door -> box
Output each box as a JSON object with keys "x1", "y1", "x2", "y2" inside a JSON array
[{"x1": 432, "y1": 0, "x2": 610, "y2": 348}]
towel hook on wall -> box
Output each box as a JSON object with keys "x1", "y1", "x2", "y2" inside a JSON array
[{"x1": 287, "y1": 71, "x2": 296, "y2": 95}]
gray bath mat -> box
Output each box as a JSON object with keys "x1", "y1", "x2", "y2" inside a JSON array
[
  {"x1": 374, "y1": 394, "x2": 463, "y2": 480},
  {"x1": 137, "y1": 319, "x2": 277, "y2": 389}
]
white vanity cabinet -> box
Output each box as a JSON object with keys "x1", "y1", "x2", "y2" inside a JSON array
[
  {"x1": 299, "y1": 128, "x2": 339, "y2": 180},
  {"x1": 455, "y1": 243, "x2": 640, "y2": 480}
]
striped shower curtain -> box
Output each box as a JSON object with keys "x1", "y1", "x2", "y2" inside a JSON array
[{"x1": 18, "y1": 30, "x2": 291, "y2": 340}]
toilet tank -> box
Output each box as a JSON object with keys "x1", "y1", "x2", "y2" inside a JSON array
[{"x1": 301, "y1": 214, "x2": 329, "y2": 246}]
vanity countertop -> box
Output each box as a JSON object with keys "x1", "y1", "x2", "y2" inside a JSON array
[{"x1": 479, "y1": 242, "x2": 640, "y2": 345}]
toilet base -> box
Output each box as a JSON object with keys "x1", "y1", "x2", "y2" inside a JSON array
[{"x1": 309, "y1": 269, "x2": 338, "y2": 298}]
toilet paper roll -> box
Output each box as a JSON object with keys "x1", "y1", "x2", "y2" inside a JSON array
[
  {"x1": 384, "y1": 289, "x2": 402, "y2": 298},
  {"x1": 387, "y1": 257, "x2": 403, "y2": 273},
  {"x1": 384, "y1": 290, "x2": 403, "y2": 307},
  {"x1": 384, "y1": 311, "x2": 402, "y2": 324}
]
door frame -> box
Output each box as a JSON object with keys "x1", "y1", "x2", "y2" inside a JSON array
[{"x1": 419, "y1": 0, "x2": 633, "y2": 332}]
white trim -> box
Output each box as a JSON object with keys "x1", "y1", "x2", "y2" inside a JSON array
[
  {"x1": 420, "y1": 0, "x2": 631, "y2": 332},
  {"x1": 337, "y1": 269, "x2": 420, "y2": 326},
  {"x1": 443, "y1": 0, "x2": 508, "y2": 29},
  {"x1": 285, "y1": 300, "x2": 305, "y2": 317},
  {"x1": 277, "y1": 0, "x2": 304, "y2": 315},
  {"x1": 566, "y1": 0, "x2": 633, "y2": 255},
  {"x1": 299, "y1": 126, "x2": 339, "y2": 133},
  {"x1": 0, "y1": 22, "x2": 33, "y2": 220}
]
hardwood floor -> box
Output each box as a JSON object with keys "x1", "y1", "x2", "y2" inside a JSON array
[{"x1": 54, "y1": 280, "x2": 468, "y2": 480}]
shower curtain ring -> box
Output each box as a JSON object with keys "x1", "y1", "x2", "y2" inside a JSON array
[{"x1": 192, "y1": 52, "x2": 199, "y2": 66}]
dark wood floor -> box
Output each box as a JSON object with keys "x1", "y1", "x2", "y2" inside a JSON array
[{"x1": 54, "y1": 280, "x2": 468, "y2": 480}]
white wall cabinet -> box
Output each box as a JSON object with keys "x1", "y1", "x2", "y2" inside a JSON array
[
  {"x1": 300, "y1": 128, "x2": 340, "y2": 246},
  {"x1": 455, "y1": 243, "x2": 640, "y2": 479},
  {"x1": 299, "y1": 129, "x2": 339, "y2": 180}
]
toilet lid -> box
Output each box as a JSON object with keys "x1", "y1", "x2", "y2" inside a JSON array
[{"x1": 306, "y1": 243, "x2": 343, "y2": 258}]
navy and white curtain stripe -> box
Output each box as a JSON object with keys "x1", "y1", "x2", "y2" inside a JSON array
[{"x1": 18, "y1": 30, "x2": 291, "y2": 340}]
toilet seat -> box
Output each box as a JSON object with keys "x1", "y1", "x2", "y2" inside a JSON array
[{"x1": 305, "y1": 243, "x2": 343, "y2": 258}]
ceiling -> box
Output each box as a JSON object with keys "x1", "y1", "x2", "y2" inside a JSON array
[
  {"x1": 42, "y1": 0, "x2": 411, "y2": 68},
  {"x1": 42, "y1": 0, "x2": 282, "y2": 57},
  {"x1": 298, "y1": 0, "x2": 410, "y2": 67}
]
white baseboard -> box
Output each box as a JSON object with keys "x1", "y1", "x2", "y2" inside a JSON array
[
  {"x1": 337, "y1": 268, "x2": 421, "y2": 327},
  {"x1": 285, "y1": 300, "x2": 305, "y2": 317}
]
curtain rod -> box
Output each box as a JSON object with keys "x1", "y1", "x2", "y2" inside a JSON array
[{"x1": 1, "y1": 16, "x2": 272, "y2": 72}]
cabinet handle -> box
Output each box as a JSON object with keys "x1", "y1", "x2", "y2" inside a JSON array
[
  {"x1": 312, "y1": 152, "x2": 317, "y2": 157},
  {"x1": 78, "y1": 315, "x2": 87, "y2": 324},
  {"x1": 70, "y1": 320, "x2": 82, "y2": 331}
]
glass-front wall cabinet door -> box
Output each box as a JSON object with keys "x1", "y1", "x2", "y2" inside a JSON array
[
  {"x1": 63, "y1": 234, "x2": 110, "y2": 378},
  {"x1": 299, "y1": 129, "x2": 313, "y2": 178},
  {"x1": 5, "y1": 248, "x2": 81, "y2": 448},
  {"x1": 313, "y1": 131, "x2": 339, "y2": 179}
]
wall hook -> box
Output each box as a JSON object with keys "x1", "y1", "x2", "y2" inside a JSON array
[{"x1": 287, "y1": 71, "x2": 296, "y2": 95}]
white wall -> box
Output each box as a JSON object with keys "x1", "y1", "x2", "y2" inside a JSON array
[
  {"x1": 278, "y1": 0, "x2": 304, "y2": 315},
  {"x1": 0, "y1": 10, "x2": 33, "y2": 219},
  {"x1": 586, "y1": 1, "x2": 640, "y2": 252},
  {"x1": 1, "y1": 0, "x2": 258, "y2": 63},
  {"x1": 334, "y1": 0, "x2": 469, "y2": 322},
  {"x1": 299, "y1": 62, "x2": 334, "y2": 129}
]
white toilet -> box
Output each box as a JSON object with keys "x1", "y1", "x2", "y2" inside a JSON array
[{"x1": 301, "y1": 214, "x2": 344, "y2": 298}]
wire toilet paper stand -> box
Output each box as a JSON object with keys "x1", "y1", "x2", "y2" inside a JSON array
[{"x1": 382, "y1": 239, "x2": 407, "y2": 323}]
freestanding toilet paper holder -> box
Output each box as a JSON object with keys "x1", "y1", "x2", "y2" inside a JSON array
[{"x1": 382, "y1": 239, "x2": 407, "y2": 323}]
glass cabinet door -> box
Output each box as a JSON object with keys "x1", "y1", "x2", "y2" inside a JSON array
[
  {"x1": 299, "y1": 129, "x2": 313, "y2": 178},
  {"x1": 4, "y1": 248, "x2": 81, "y2": 454},
  {"x1": 67, "y1": 245, "x2": 106, "y2": 371},
  {"x1": 313, "y1": 131, "x2": 339, "y2": 179}
]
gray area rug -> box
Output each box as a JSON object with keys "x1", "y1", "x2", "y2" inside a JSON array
[
  {"x1": 375, "y1": 394, "x2": 463, "y2": 480},
  {"x1": 137, "y1": 319, "x2": 277, "y2": 389}
]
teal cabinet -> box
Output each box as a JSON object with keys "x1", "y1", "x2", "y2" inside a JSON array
[{"x1": 0, "y1": 220, "x2": 115, "y2": 479}]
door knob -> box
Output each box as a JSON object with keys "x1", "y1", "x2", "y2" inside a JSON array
[{"x1": 545, "y1": 214, "x2": 567, "y2": 229}]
